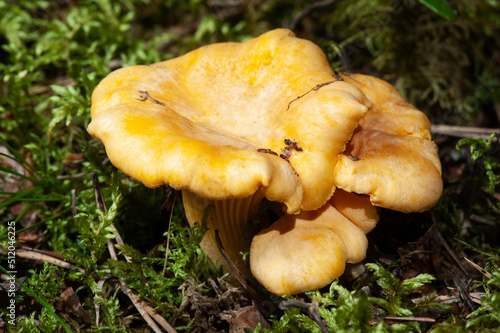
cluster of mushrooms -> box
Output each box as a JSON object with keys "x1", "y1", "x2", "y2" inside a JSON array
[{"x1": 88, "y1": 29, "x2": 443, "y2": 296}]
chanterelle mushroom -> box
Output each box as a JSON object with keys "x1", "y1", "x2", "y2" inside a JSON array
[
  {"x1": 87, "y1": 29, "x2": 369, "y2": 275},
  {"x1": 250, "y1": 73, "x2": 443, "y2": 295},
  {"x1": 88, "y1": 29, "x2": 442, "y2": 296}
]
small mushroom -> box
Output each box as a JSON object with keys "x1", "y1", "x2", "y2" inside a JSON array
[
  {"x1": 250, "y1": 189, "x2": 379, "y2": 295},
  {"x1": 87, "y1": 29, "x2": 369, "y2": 274},
  {"x1": 334, "y1": 73, "x2": 443, "y2": 212}
]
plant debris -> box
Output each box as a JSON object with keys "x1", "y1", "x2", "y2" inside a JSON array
[
  {"x1": 279, "y1": 139, "x2": 303, "y2": 160},
  {"x1": 135, "y1": 90, "x2": 165, "y2": 106},
  {"x1": 286, "y1": 74, "x2": 343, "y2": 111}
]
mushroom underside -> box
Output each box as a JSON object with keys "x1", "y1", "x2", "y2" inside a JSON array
[{"x1": 250, "y1": 199, "x2": 372, "y2": 296}]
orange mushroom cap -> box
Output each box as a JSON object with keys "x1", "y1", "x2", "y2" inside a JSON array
[
  {"x1": 88, "y1": 29, "x2": 369, "y2": 275},
  {"x1": 88, "y1": 29, "x2": 369, "y2": 212}
]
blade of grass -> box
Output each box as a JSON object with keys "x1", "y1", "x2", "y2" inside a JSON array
[
  {"x1": 417, "y1": 0, "x2": 457, "y2": 21},
  {"x1": 0, "y1": 188, "x2": 39, "y2": 210},
  {"x1": 0, "y1": 191, "x2": 33, "y2": 195},
  {"x1": 0, "y1": 164, "x2": 41, "y2": 185},
  {"x1": 0, "y1": 194, "x2": 65, "y2": 210},
  {"x1": 1, "y1": 196, "x2": 64, "y2": 203}
]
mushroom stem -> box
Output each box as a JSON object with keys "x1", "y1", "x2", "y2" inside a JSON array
[{"x1": 182, "y1": 190, "x2": 265, "y2": 274}]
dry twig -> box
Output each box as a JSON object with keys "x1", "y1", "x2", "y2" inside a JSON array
[
  {"x1": 141, "y1": 300, "x2": 178, "y2": 333},
  {"x1": 451, "y1": 268, "x2": 478, "y2": 311},
  {"x1": 162, "y1": 191, "x2": 177, "y2": 278},
  {"x1": 431, "y1": 124, "x2": 500, "y2": 139},
  {"x1": 382, "y1": 316, "x2": 436, "y2": 323},
  {"x1": 464, "y1": 257, "x2": 493, "y2": 280},
  {"x1": 119, "y1": 281, "x2": 164, "y2": 333},
  {"x1": 0, "y1": 248, "x2": 84, "y2": 273},
  {"x1": 434, "y1": 227, "x2": 469, "y2": 277}
]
